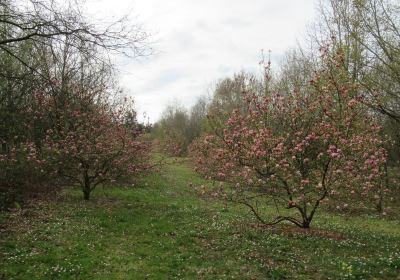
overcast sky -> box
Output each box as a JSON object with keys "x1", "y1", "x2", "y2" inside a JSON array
[{"x1": 86, "y1": 0, "x2": 317, "y2": 123}]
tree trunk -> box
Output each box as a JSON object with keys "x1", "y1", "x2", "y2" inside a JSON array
[
  {"x1": 302, "y1": 219, "x2": 311, "y2": 229},
  {"x1": 83, "y1": 180, "x2": 91, "y2": 200},
  {"x1": 83, "y1": 189, "x2": 90, "y2": 200},
  {"x1": 375, "y1": 162, "x2": 390, "y2": 213}
]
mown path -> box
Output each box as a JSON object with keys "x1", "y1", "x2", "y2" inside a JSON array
[{"x1": 1, "y1": 157, "x2": 400, "y2": 279}]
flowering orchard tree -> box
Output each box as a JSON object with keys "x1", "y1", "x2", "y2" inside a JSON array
[
  {"x1": 191, "y1": 50, "x2": 387, "y2": 228},
  {"x1": 45, "y1": 97, "x2": 150, "y2": 200},
  {"x1": 0, "y1": 141, "x2": 49, "y2": 202}
]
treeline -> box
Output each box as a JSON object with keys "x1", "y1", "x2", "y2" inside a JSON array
[
  {"x1": 154, "y1": 0, "x2": 400, "y2": 227},
  {"x1": 0, "y1": 0, "x2": 151, "y2": 206},
  {"x1": 152, "y1": 72, "x2": 259, "y2": 156}
]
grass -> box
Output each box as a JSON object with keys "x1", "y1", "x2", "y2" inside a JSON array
[{"x1": 1, "y1": 157, "x2": 400, "y2": 279}]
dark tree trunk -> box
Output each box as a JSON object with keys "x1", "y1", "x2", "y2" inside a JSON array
[
  {"x1": 83, "y1": 188, "x2": 90, "y2": 200},
  {"x1": 302, "y1": 219, "x2": 311, "y2": 229},
  {"x1": 83, "y1": 177, "x2": 91, "y2": 200}
]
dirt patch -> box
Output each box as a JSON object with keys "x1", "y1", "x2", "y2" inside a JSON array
[{"x1": 251, "y1": 223, "x2": 346, "y2": 241}]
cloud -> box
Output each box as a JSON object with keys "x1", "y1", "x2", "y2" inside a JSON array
[{"x1": 86, "y1": 0, "x2": 316, "y2": 122}]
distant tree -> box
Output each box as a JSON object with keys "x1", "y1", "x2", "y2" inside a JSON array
[
  {"x1": 207, "y1": 72, "x2": 263, "y2": 134},
  {"x1": 153, "y1": 96, "x2": 210, "y2": 156},
  {"x1": 187, "y1": 96, "x2": 209, "y2": 140},
  {"x1": 157, "y1": 103, "x2": 190, "y2": 156},
  {"x1": 273, "y1": 49, "x2": 316, "y2": 96}
]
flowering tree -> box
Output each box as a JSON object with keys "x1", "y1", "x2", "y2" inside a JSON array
[
  {"x1": 191, "y1": 49, "x2": 387, "y2": 228},
  {"x1": 0, "y1": 0, "x2": 152, "y2": 207},
  {"x1": 44, "y1": 96, "x2": 149, "y2": 200}
]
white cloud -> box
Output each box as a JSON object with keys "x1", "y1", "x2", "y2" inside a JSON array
[{"x1": 86, "y1": 0, "x2": 317, "y2": 122}]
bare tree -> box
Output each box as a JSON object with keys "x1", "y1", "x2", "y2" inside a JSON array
[
  {"x1": 311, "y1": 0, "x2": 400, "y2": 122},
  {"x1": 0, "y1": 0, "x2": 152, "y2": 70}
]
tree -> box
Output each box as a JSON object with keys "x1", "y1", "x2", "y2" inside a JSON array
[
  {"x1": 207, "y1": 72, "x2": 263, "y2": 134},
  {"x1": 314, "y1": 0, "x2": 400, "y2": 122},
  {"x1": 0, "y1": 0, "x2": 151, "y2": 63},
  {"x1": 191, "y1": 49, "x2": 387, "y2": 228},
  {"x1": 153, "y1": 96, "x2": 211, "y2": 156},
  {"x1": 273, "y1": 49, "x2": 316, "y2": 97},
  {"x1": 187, "y1": 96, "x2": 209, "y2": 141},
  {"x1": 44, "y1": 94, "x2": 149, "y2": 200},
  {"x1": 161, "y1": 104, "x2": 191, "y2": 156},
  {"x1": 0, "y1": 0, "x2": 152, "y2": 205},
  {"x1": 308, "y1": 0, "x2": 399, "y2": 209}
]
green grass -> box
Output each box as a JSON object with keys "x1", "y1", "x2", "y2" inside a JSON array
[{"x1": 1, "y1": 157, "x2": 400, "y2": 279}]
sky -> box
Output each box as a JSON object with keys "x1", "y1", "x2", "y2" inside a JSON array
[{"x1": 86, "y1": 0, "x2": 317, "y2": 123}]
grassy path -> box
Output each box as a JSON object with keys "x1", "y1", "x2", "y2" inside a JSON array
[{"x1": 1, "y1": 158, "x2": 400, "y2": 279}]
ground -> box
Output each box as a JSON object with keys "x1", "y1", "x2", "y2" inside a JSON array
[{"x1": 1, "y1": 157, "x2": 400, "y2": 279}]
